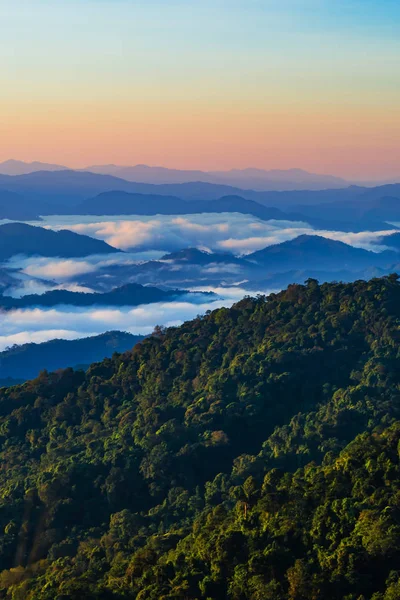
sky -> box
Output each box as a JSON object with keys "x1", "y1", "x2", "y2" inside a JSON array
[{"x1": 1, "y1": 0, "x2": 399, "y2": 180}]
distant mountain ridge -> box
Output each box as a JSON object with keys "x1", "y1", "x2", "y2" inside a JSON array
[
  {"x1": 0, "y1": 170, "x2": 399, "y2": 218},
  {"x1": 82, "y1": 164, "x2": 348, "y2": 190},
  {"x1": 0, "y1": 222, "x2": 119, "y2": 260},
  {"x1": 0, "y1": 282, "x2": 214, "y2": 310},
  {"x1": 0, "y1": 160, "x2": 348, "y2": 190},
  {"x1": 0, "y1": 330, "x2": 144, "y2": 383},
  {"x1": 247, "y1": 234, "x2": 398, "y2": 271},
  {"x1": 78, "y1": 190, "x2": 287, "y2": 222},
  {"x1": 0, "y1": 159, "x2": 67, "y2": 176},
  {"x1": 0, "y1": 190, "x2": 39, "y2": 220},
  {"x1": 74, "y1": 236, "x2": 400, "y2": 292}
]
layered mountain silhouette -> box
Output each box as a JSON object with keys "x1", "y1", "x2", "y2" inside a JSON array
[
  {"x1": 0, "y1": 282, "x2": 213, "y2": 310},
  {"x1": 83, "y1": 164, "x2": 348, "y2": 190},
  {"x1": 0, "y1": 171, "x2": 399, "y2": 230},
  {"x1": 0, "y1": 160, "x2": 348, "y2": 190},
  {"x1": 247, "y1": 234, "x2": 398, "y2": 271},
  {"x1": 0, "y1": 190, "x2": 39, "y2": 220},
  {"x1": 0, "y1": 222, "x2": 119, "y2": 260},
  {"x1": 74, "y1": 236, "x2": 400, "y2": 292},
  {"x1": 161, "y1": 247, "x2": 249, "y2": 266},
  {"x1": 0, "y1": 159, "x2": 66, "y2": 176},
  {"x1": 78, "y1": 191, "x2": 286, "y2": 221},
  {"x1": 0, "y1": 330, "x2": 144, "y2": 383},
  {"x1": 377, "y1": 232, "x2": 400, "y2": 250}
]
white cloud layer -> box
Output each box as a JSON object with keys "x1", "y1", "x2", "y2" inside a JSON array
[
  {"x1": 1, "y1": 212, "x2": 398, "y2": 354},
  {"x1": 0, "y1": 294, "x2": 253, "y2": 352},
  {"x1": 23, "y1": 213, "x2": 397, "y2": 255}
]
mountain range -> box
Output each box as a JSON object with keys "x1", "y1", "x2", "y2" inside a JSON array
[
  {"x1": 77, "y1": 191, "x2": 287, "y2": 222},
  {"x1": 83, "y1": 164, "x2": 348, "y2": 190},
  {"x1": 0, "y1": 160, "x2": 348, "y2": 190},
  {"x1": 0, "y1": 171, "x2": 400, "y2": 233},
  {"x1": 0, "y1": 190, "x2": 39, "y2": 220},
  {"x1": 0, "y1": 222, "x2": 119, "y2": 260},
  {"x1": 0, "y1": 159, "x2": 67, "y2": 176},
  {"x1": 0, "y1": 282, "x2": 214, "y2": 310},
  {"x1": 247, "y1": 234, "x2": 398, "y2": 270},
  {"x1": 73, "y1": 236, "x2": 400, "y2": 292},
  {"x1": 0, "y1": 330, "x2": 143, "y2": 384}
]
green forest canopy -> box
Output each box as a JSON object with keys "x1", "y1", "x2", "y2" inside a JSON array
[{"x1": 0, "y1": 276, "x2": 400, "y2": 598}]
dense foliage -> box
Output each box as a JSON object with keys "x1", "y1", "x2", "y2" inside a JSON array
[{"x1": 0, "y1": 276, "x2": 400, "y2": 598}]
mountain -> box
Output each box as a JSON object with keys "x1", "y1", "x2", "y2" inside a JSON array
[
  {"x1": 0, "y1": 267, "x2": 23, "y2": 294},
  {"x1": 76, "y1": 248, "x2": 260, "y2": 290},
  {"x1": 78, "y1": 191, "x2": 286, "y2": 221},
  {"x1": 161, "y1": 247, "x2": 248, "y2": 266},
  {"x1": 0, "y1": 159, "x2": 66, "y2": 176},
  {"x1": 0, "y1": 190, "x2": 39, "y2": 220},
  {"x1": 0, "y1": 330, "x2": 144, "y2": 383},
  {"x1": 0, "y1": 170, "x2": 141, "y2": 207},
  {"x1": 60, "y1": 189, "x2": 399, "y2": 232},
  {"x1": 0, "y1": 161, "x2": 348, "y2": 191},
  {"x1": 247, "y1": 234, "x2": 398, "y2": 271},
  {"x1": 294, "y1": 186, "x2": 400, "y2": 221},
  {"x1": 0, "y1": 170, "x2": 360, "y2": 208},
  {"x1": 0, "y1": 171, "x2": 259, "y2": 208},
  {"x1": 1, "y1": 170, "x2": 399, "y2": 234},
  {"x1": 379, "y1": 232, "x2": 400, "y2": 250},
  {"x1": 74, "y1": 237, "x2": 400, "y2": 293},
  {"x1": 78, "y1": 190, "x2": 189, "y2": 215},
  {"x1": 0, "y1": 277, "x2": 400, "y2": 598},
  {"x1": 0, "y1": 282, "x2": 214, "y2": 310},
  {"x1": 363, "y1": 196, "x2": 400, "y2": 221},
  {"x1": 0, "y1": 169, "x2": 398, "y2": 213},
  {"x1": 0, "y1": 222, "x2": 119, "y2": 260},
  {"x1": 84, "y1": 164, "x2": 348, "y2": 191},
  {"x1": 242, "y1": 264, "x2": 400, "y2": 290}
]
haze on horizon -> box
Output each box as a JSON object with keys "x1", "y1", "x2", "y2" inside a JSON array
[{"x1": 1, "y1": 0, "x2": 399, "y2": 181}]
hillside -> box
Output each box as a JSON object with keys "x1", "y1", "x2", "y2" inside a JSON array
[
  {"x1": 161, "y1": 247, "x2": 248, "y2": 266},
  {"x1": 0, "y1": 282, "x2": 211, "y2": 310},
  {"x1": 0, "y1": 331, "x2": 144, "y2": 383},
  {"x1": 0, "y1": 222, "x2": 119, "y2": 260},
  {"x1": 247, "y1": 234, "x2": 397, "y2": 271},
  {"x1": 78, "y1": 191, "x2": 286, "y2": 221},
  {"x1": 0, "y1": 190, "x2": 39, "y2": 221},
  {"x1": 0, "y1": 277, "x2": 400, "y2": 597}
]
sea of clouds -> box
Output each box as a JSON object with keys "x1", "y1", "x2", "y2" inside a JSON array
[
  {"x1": 0, "y1": 288, "x2": 265, "y2": 351},
  {"x1": 29, "y1": 213, "x2": 397, "y2": 253},
  {"x1": 2, "y1": 213, "x2": 397, "y2": 289},
  {"x1": 0, "y1": 211, "x2": 398, "y2": 351}
]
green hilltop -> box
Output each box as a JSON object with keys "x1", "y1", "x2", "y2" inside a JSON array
[{"x1": 0, "y1": 276, "x2": 400, "y2": 598}]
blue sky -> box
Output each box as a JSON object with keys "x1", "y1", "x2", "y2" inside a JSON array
[{"x1": 0, "y1": 0, "x2": 399, "y2": 178}]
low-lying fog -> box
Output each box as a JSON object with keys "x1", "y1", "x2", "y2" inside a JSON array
[
  {"x1": 10, "y1": 212, "x2": 397, "y2": 254},
  {"x1": 0, "y1": 288, "x2": 267, "y2": 351},
  {"x1": 1, "y1": 212, "x2": 398, "y2": 351}
]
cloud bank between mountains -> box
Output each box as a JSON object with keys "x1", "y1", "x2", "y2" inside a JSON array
[
  {"x1": 16, "y1": 212, "x2": 398, "y2": 255},
  {"x1": 0, "y1": 290, "x2": 258, "y2": 352},
  {"x1": 1, "y1": 212, "x2": 398, "y2": 351},
  {"x1": 2, "y1": 212, "x2": 397, "y2": 297}
]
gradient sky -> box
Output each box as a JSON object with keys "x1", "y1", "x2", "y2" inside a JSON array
[{"x1": 1, "y1": 0, "x2": 399, "y2": 180}]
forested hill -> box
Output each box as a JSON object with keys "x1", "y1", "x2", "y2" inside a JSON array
[{"x1": 1, "y1": 276, "x2": 400, "y2": 598}]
